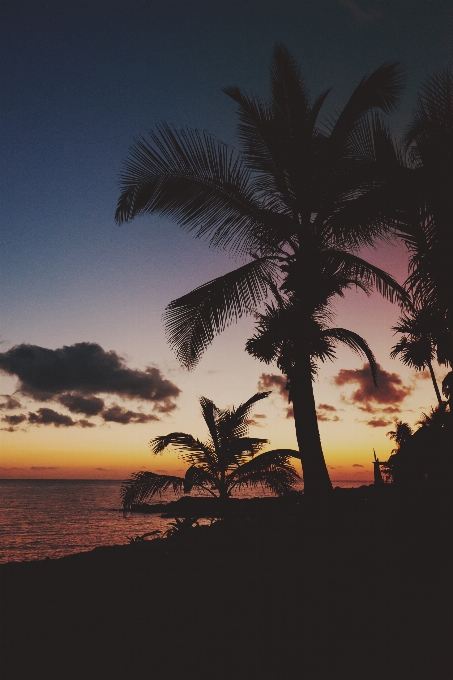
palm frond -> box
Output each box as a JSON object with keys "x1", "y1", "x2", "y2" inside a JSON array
[
  {"x1": 322, "y1": 250, "x2": 409, "y2": 306},
  {"x1": 164, "y1": 257, "x2": 277, "y2": 368},
  {"x1": 121, "y1": 471, "x2": 184, "y2": 511},
  {"x1": 183, "y1": 465, "x2": 218, "y2": 496},
  {"x1": 325, "y1": 62, "x2": 405, "y2": 151},
  {"x1": 220, "y1": 391, "x2": 271, "y2": 442},
  {"x1": 116, "y1": 124, "x2": 280, "y2": 256},
  {"x1": 320, "y1": 327, "x2": 378, "y2": 385},
  {"x1": 228, "y1": 449, "x2": 300, "y2": 495}
]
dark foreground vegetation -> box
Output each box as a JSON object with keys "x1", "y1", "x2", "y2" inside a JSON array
[{"x1": 1, "y1": 486, "x2": 451, "y2": 680}]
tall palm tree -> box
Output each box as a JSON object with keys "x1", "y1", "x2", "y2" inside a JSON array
[
  {"x1": 121, "y1": 391, "x2": 299, "y2": 511},
  {"x1": 393, "y1": 68, "x2": 453, "y2": 369},
  {"x1": 390, "y1": 303, "x2": 443, "y2": 403},
  {"x1": 116, "y1": 45, "x2": 407, "y2": 497}
]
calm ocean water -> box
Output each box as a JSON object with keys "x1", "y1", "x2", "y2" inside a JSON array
[{"x1": 0, "y1": 479, "x2": 370, "y2": 564}]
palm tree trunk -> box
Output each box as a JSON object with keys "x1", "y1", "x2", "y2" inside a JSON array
[
  {"x1": 427, "y1": 360, "x2": 443, "y2": 404},
  {"x1": 290, "y1": 353, "x2": 333, "y2": 499}
]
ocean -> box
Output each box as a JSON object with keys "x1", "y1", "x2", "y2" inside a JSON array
[{"x1": 0, "y1": 479, "x2": 371, "y2": 564}]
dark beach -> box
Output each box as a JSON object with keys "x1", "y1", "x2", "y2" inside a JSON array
[{"x1": 1, "y1": 487, "x2": 451, "y2": 680}]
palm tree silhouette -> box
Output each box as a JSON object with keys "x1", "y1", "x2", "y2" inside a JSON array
[
  {"x1": 394, "y1": 68, "x2": 453, "y2": 370},
  {"x1": 391, "y1": 303, "x2": 442, "y2": 403},
  {"x1": 116, "y1": 45, "x2": 407, "y2": 496},
  {"x1": 121, "y1": 391, "x2": 299, "y2": 511},
  {"x1": 245, "y1": 288, "x2": 379, "y2": 478}
]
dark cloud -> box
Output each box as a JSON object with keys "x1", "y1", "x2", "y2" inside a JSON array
[
  {"x1": 317, "y1": 403, "x2": 341, "y2": 422},
  {"x1": 155, "y1": 469, "x2": 168, "y2": 474},
  {"x1": 317, "y1": 413, "x2": 341, "y2": 422},
  {"x1": 0, "y1": 343, "x2": 181, "y2": 410},
  {"x1": 78, "y1": 419, "x2": 96, "y2": 428},
  {"x1": 367, "y1": 418, "x2": 393, "y2": 428},
  {"x1": 2, "y1": 414, "x2": 27, "y2": 426},
  {"x1": 334, "y1": 363, "x2": 412, "y2": 409},
  {"x1": 0, "y1": 395, "x2": 22, "y2": 410},
  {"x1": 153, "y1": 398, "x2": 178, "y2": 414},
  {"x1": 28, "y1": 408, "x2": 76, "y2": 427},
  {"x1": 58, "y1": 393, "x2": 104, "y2": 416},
  {"x1": 258, "y1": 373, "x2": 288, "y2": 397},
  {"x1": 381, "y1": 406, "x2": 401, "y2": 414},
  {"x1": 352, "y1": 464, "x2": 364, "y2": 468},
  {"x1": 102, "y1": 405, "x2": 159, "y2": 425},
  {"x1": 254, "y1": 413, "x2": 266, "y2": 419},
  {"x1": 258, "y1": 373, "x2": 293, "y2": 418},
  {"x1": 328, "y1": 466, "x2": 336, "y2": 469},
  {"x1": 318, "y1": 403, "x2": 337, "y2": 412}
]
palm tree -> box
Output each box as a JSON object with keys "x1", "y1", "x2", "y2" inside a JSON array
[
  {"x1": 394, "y1": 68, "x2": 453, "y2": 369},
  {"x1": 245, "y1": 289, "x2": 379, "y2": 481},
  {"x1": 390, "y1": 303, "x2": 443, "y2": 403},
  {"x1": 121, "y1": 391, "x2": 299, "y2": 511},
  {"x1": 116, "y1": 45, "x2": 407, "y2": 497},
  {"x1": 387, "y1": 420, "x2": 413, "y2": 453}
]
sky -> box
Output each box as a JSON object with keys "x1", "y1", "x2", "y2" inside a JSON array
[{"x1": 1, "y1": 0, "x2": 451, "y2": 482}]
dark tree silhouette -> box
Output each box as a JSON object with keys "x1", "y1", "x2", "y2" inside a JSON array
[
  {"x1": 391, "y1": 303, "x2": 443, "y2": 403},
  {"x1": 245, "y1": 288, "x2": 379, "y2": 473},
  {"x1": 116, "y1": 45, "x2": 407, "y2": 497},
  {"x1": 121, "y1": 391, "x2": 299, "y2": 511},
  {"x1": 394, "y1": 68, "x2": 453, "y2": 369}
]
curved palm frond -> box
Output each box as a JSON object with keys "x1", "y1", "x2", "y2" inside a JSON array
[
  {"x1": 164, "y1": 257, "x2": 278, "y2": 368},
  {"x1": 319, "y1": 328, "x2": 378, "y2": 385},
  {"x1": 116, "y1": 124, "x2": 290, "y2": 256},
  {"x1": 322, "y1": 250, "x2": 409, "y2": 306},
  {"x1": 121, "y1": 471, "x2": 184, "y2": 512},
  {"x1": 228, "y1": 449, "x2": 300, "y2": 496},
  {"x1": 183, "y1": 465, "x2": 218, "y2": 496},
  {"x1": 325, "y1": 62, "x2": 405, "y2": 152}
]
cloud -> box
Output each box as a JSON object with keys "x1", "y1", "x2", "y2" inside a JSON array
[
  {"x1": 2, "y1": 414, "x2": 27, "y2": 426},
  {"x1": 352, "y1": 464, "x2": 364, "y2": 468},
  {"x1": 415, "y1": 370, "x2": 431, "y2": 381},
  {"x1": 316, "y1": 403, "x2": 341, "y2": 423},
  {"x1": 246, "y1": 418, "x2": 263, "y2": 427},
  {"x1": 58, "y1": 393, "x2": 105, "y2": 416},
  {"x1": 28, "y1": 408, "x2": 77, "y2": 427},
  {"x1": 286, "y1": 406, "x2": 294, "y2": 419},
  {"x1": 102, "y1": 405, "x2": 159, "y2": 425},
  {"x1": 317, "y1": 413, "x2": 340, "y2": 422},
  {"x1": 0, "y1": 395, "x2": 22, "y2": 410},
  {"x1": 366, "y1": 418, "x2": 393, "y2": 428},
  {"x1": 78, "y1": 419, "x2": 96, "y2": 428},
  {"x1": 334, "y1": 363, "x2": 412, "y2": 410},
  {"x1": 0, "y1": 343, "x2": 181, "y2": 410},
  {"x1": 318, "y1": 403, "x2": 337, "y2": 412},
  {"x1": 258, "y1": 373, "x2": 288, "y2": 397}
]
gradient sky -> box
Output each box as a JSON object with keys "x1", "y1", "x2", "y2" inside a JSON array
[{"x1": 1, "y1": 0, "x2": 451, "y2": 482}]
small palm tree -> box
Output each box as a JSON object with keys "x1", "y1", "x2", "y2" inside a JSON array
[
  {"x1": 121, "y1": 391, "x2": 299, "y2": 511},
  {"x1": 246, "y1": 289, "x2": 379, "y2": 421},
  {"x1": 387, "y1": 420, "x2": 413, "y2": 454},
  {"x1": 390, "y1": 303, "x2": 442, "y2": 403}
]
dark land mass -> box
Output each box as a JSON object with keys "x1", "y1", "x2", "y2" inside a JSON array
[{"x1": 1, "y1": 486, "x2": 451, "y2": 680}]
